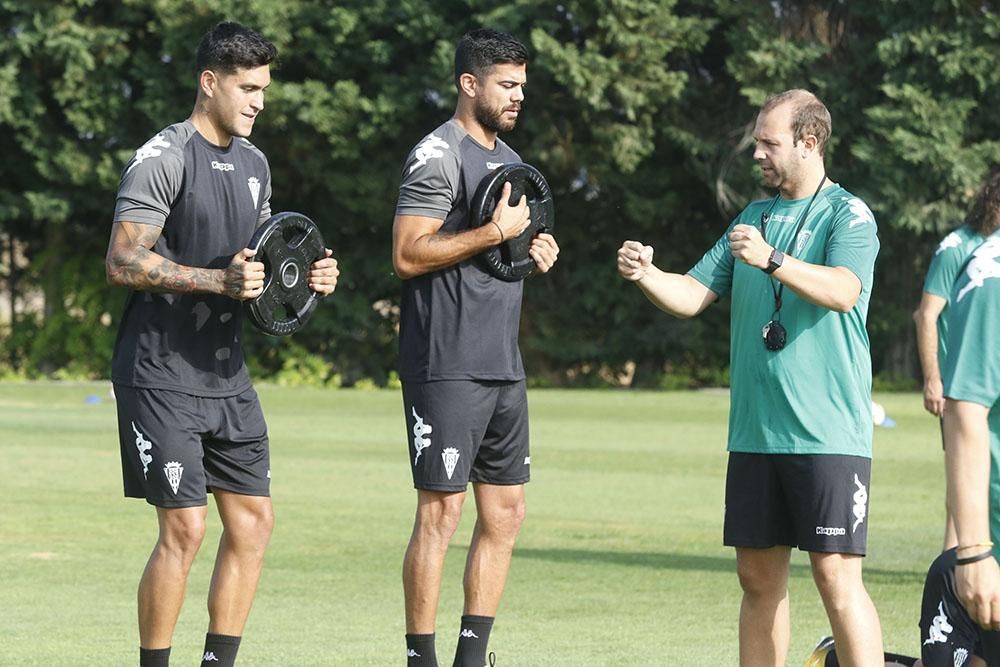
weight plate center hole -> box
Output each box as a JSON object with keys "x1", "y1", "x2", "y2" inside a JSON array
[{"x1": 280, "y1": 259, "x2": 300, "y2": 289}]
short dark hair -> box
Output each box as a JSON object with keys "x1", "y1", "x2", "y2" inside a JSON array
[
  {"x1": 454, "y1": 29, "x2": 529, "y2": 88},
  {"x1": 760, "y1": 89, "x2": 832, "y2": 157},
  {"x1": 195, "y1": 22, "x2": 277, "y2": 74},
  {"x1": 965, "y1": 168, "x2": 1000, "y2": 236}
]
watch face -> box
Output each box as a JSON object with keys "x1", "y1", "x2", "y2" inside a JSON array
[{"x1": 770, "y1": 250, "x2": 784, "y2": 271}]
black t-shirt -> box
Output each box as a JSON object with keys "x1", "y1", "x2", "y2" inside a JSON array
[
  {"x1": 111, "y1": 120, "x2": 272, "y2": 396},
  {"x1": 395, "y1": 119, "x2": 525, "y2": 382}
]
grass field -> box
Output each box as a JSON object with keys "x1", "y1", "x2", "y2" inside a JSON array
[{"x1": 1, "y1": 382, "x2": 945, "y2": 665}]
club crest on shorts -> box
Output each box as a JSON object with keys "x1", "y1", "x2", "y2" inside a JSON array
[
  {"x1": 411, "y1": 406, "x2": 432, "y2": 466},
  {"x1": 131, "y1": 421, "x2": 153, "y2": 480},
  {"x1": 163, "y1": 461, "x2": 184, "y2": 495},
  {"x1": 851, "y1": 473, "x2": 867, "y2": 533},
  {"x1": 442, "y1": 447, "x2": 460, "y2": 480}
]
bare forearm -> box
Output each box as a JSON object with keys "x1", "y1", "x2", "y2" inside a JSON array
[
  {"x1": 770, "y1": 257, "x2": 860, "y2": 313},
  {"x1": 914, "y1": 312, "x2": 941, "y2": 381},
  {"x1": 396, "y1": 224, "x2": 501, "y2": 278},
  {"x1": 944, "y1": 401, "x2": 993, "y2": 545},
  {"x1": 635, "y1": 268, "x2": 715, "y2": 318}
]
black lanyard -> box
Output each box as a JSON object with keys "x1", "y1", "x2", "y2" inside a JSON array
[{"x1": 758, "y1": 173, "x2": 826, "y2": 319}]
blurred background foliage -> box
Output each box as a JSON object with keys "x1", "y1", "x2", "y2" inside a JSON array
[{"x1": 1, "y1": 0, "x2": 997, "y2": 388}]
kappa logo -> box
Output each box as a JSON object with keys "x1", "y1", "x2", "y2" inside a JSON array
[
  {"x1": 411, "y1": 407, "x2": 433, "y2": 466},
  {"x1": 408, "y1": 133, "x2": 450, "y2": 174},
  {"x1": 954, "y1": 648, "x2": 969, "y2": 666},
  {"x1": 924, "y1": 601, "x2": 953, "y2": 645},
  {"x1": 955, "y1": 237, "x2": 1000, "y2": 303},
  {"x1": 459, "y1": 628, "x2": 479, "y2": 639},
  {"x1": 406, "y1": 649, "x2": 421, "y2": 658},
  {"x1": 936, "y1": 231, "x2": 963, "y2": 256},
  {"x1": 211, "y1": 160, "x2": 235, "y2": 172},
  {"x1": 202, "y1": 652, "x2": 219, "y2": 662},
  {"x1": 131, "y1": 421, "x2": 153, "y2": 480},
  {"x1": 126, "y1": 134, "x2": 170, "y2": 173},
  {"x1": 486, "y1": 161, "x2": 505, "y2": 170},
  {"x1": 852, "y1": 473, "x2": 868, "y2": 533},
  {"x1": 524, "y1": 456, "x2": 531, "y2": 465},
  {"x1": 442, "y1": 447, "x2": 460, "y2": 480},
  {"x1": 248, "y1": 176, "x2": 261, "y2": 208},
  {"x1": 816, "y1": 526, "x2": 846, "y2": 536},
  {"x1": 846, "y1": 197, "x2": 875, "y2": 228},
  {"x1": 164, "y1": 461, "x2": 184, "y2": 495}
]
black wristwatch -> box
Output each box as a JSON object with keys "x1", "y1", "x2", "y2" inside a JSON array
[{"x1": 763, "y1": 248, "x2": 785, "y2": 275}]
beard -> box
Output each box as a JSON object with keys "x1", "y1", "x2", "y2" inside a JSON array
[{"x1": 475, "y1": 98, "x2": 518, "y2": 134}]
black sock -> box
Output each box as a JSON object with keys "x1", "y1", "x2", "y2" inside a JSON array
[
  {"x1": 406, "y1": 633, "x2": 438, "y2": 666},
  {"x1": 452, "y1": 615, "x2": 494, "y2": 667},
  {"x1": 200, "y1": 633, "x2": 241, "y2": 667},
  {"x1": 139, "y1": 647, "x2": 170, "y2": 667}
]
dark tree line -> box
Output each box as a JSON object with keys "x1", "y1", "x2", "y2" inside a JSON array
[{"x1": 1, "y1": 0, "x2": 997, "y2": 386}]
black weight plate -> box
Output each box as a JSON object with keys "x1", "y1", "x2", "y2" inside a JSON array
[
  {"x1": 469, "y1": 163, "x2": 555, "y2": 281},
  {"x1": 244, "y1": 212, "x2": 326, "y2": 336}
]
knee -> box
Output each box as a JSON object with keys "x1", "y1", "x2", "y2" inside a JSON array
[
  {"x1": 160, "y1": 514, "x2": 207, "y2": 559},
  {"x1": 481, "y1": 497, "x2": 526, "y2": 543},
  {"x1": 811, "y1": 556, "x2": 862, "y2": 605},
  {"x1": 736, "y1": 560, "x2": 784, "y2": 599},
  {"x1": 228, "y1": 503, "x2": 275, "y2": 548},
  {"x1": 416, "y1": 498, "x2": 464, "y2": 544}
]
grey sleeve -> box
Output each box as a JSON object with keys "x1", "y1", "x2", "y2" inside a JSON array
[
  {"x1": 258, "y1": 160, "x2": 272, "y2": 225},
  {"x1": 113, "y1": 135, "x2": 184, "y2": 227},
  {"x1": 395, "y1": 147, "x2": 461, "y2": 220}
]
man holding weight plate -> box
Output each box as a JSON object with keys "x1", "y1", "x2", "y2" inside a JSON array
[
  {"x1": 392, "y1": 28, "x2": 559, "y2": 667},
  {"x1": 105, "y1": 22, "x2": 337, "y2": 667},
  {"x1": 617, "y1": 89, "x2": 883, "y2": 666}
]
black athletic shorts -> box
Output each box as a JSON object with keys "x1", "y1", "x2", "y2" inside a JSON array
[
  {"x1": 115, "y1": 384, "x2": 270, "y2": 508},
  {"x1": 401, "y1": 380, "x2": 529, "y2": 492},
  {"x1": 920, "y1": 548, "x2": 1000, "y2": 667},
  {"x1": 723, "y1": 452, "x2": 871, "y2": 554}
]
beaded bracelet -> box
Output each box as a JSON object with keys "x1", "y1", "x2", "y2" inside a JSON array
[{"x1": 955, "y1": 549, "x2": 995, "y2": 566}]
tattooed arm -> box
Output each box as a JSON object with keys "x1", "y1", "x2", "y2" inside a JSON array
[{"x1": 105, "y1": 221, "x2": 265, "y2": 300}]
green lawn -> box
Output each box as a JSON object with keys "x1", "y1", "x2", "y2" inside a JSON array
[{"x1": 1, "y1": 383, "x2": 944, "y2": 665}]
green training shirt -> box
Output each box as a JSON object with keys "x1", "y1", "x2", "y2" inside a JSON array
[
  {"x1": 689, "y1": 184, "x2": 879, "y2": 457},
  {"x1": 923, "y1": 224, "x2": 983, "y2": 370},
  {"x1": 941, "y1": 234, "x2": 1000, "y2": 559}
]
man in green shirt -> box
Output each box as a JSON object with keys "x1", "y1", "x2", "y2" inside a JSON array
[
  {"x1": 914, "y1": 172, "x2": 1000, "y2": 551},
  {"x1": 917, "y1": 193, "x2": 1000, "y2": 666},
  {"x1": 618, "y1": 89, "x2": 883, "y2": 666}
]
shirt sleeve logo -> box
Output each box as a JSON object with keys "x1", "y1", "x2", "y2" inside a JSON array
[
  {"x1": 845, "y1": 197, "x2": 875, "y2": 228},
  {"x1": 935, "y1": 231, "x2": 962, "y2": 256},
  {"x1": 126, "y1": 133, "x2": 171, "y2": 173},
  {"x1": 955, "y1": 236, "x2": 1000, "y2": 302},
  {"x1": 408, "y1": 133, "x2": 450, "y2": 174}
]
